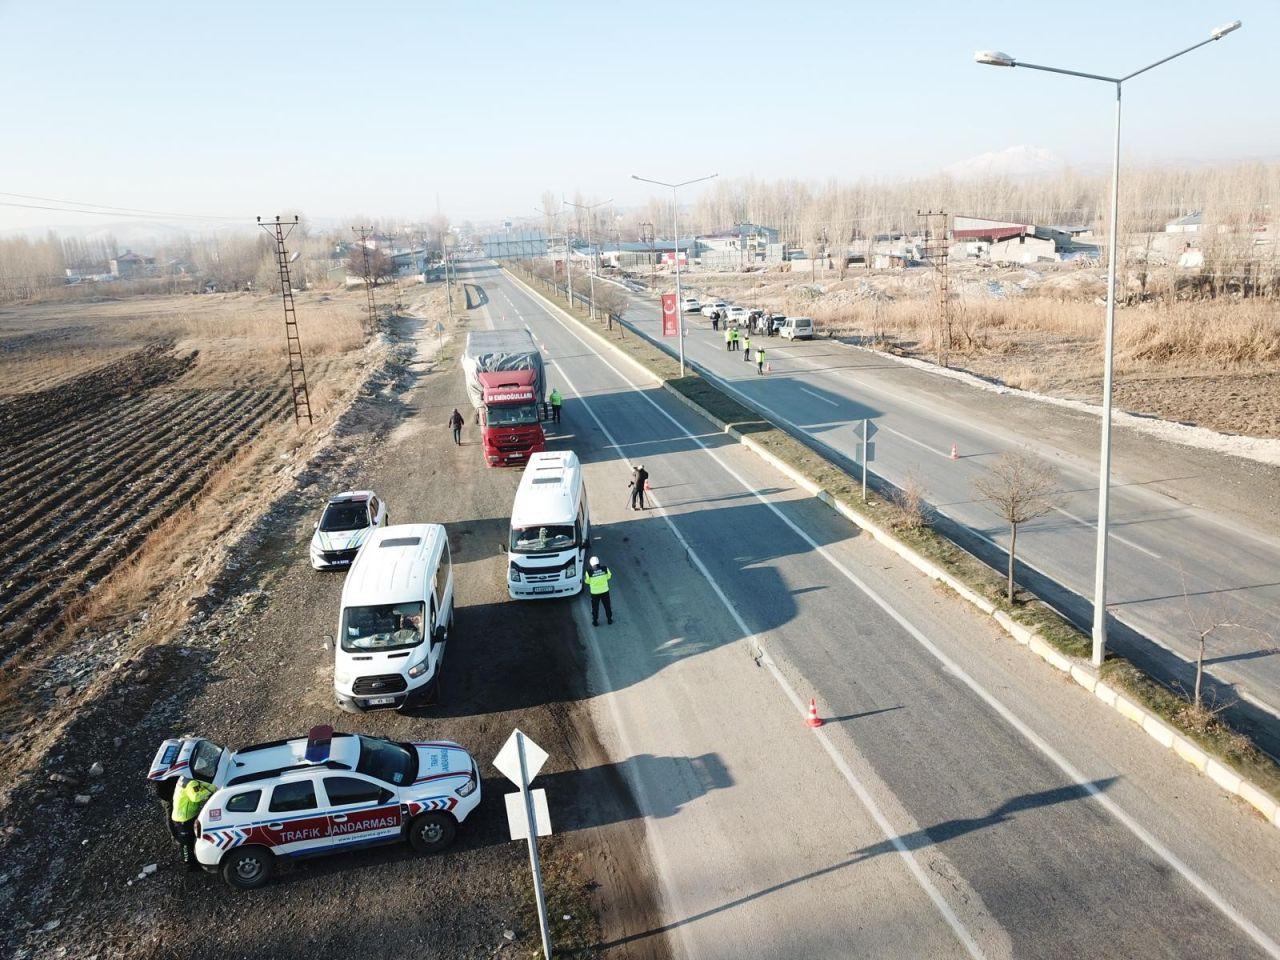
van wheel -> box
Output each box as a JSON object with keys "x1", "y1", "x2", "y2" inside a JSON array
[
  {"x1": 221, "y1": 845, "x2": 274, "y2": 890},
  {"x1": 408, "y1": 812, "x2": 456, "y2": 854}
]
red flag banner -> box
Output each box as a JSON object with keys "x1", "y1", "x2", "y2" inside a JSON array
[{"x1": 661, "y1": 293, "x2": 678, "y2": 337}]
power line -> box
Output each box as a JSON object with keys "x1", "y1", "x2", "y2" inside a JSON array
[{"x1": 0, "y1": 192, "x2": 247, "y2": 222}]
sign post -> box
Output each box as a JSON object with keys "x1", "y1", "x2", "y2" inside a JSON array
[
  {"x1": 660, "y1": 293, "x2": 678, "y2": 337},
  {"x1": 495, "y1": 729, "x2": 553, "y2": 959},
  {"x1": 856, "y1": 419, "x2": 878, "y2": 503}
]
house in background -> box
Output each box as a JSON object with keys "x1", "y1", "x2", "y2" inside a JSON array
[
  {"x1": 953, "y1": 216, "x2": 1063, "y2": 265},
  {"x1": 109, "y1": 250, "x2": 157, "y2": 278}
]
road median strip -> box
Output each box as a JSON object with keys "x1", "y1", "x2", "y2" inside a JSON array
[{"x1": 503, "y1": 262, "x2": 1280, "y2": 830}]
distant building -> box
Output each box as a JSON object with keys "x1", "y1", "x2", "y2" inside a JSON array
[
  {"x1": 1165, "y1": 212, "x2": 1203, "y2": 234},
  {"x1": 953, "y1": 216, "x2": 1066, "y2": 265},
  {"x1": 109, "y1": 250, "x2": 157, "y2": 278}
]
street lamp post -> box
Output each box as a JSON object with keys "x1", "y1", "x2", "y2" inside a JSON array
[
  {"x1": 563, "y1": 197, "x2": 612, "y2": 320},
  {"x1": 632, "y1": 172, "x2": 718, "y2": 376},
  {"x1": 975, "y1": 20, "x2": 1242, "y2": 669}
]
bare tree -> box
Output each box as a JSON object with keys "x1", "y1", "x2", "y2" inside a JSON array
[
  {"x1": 974, "y1": 452, "x2": 1058, "y2": 603},
  {"x1": 348, "y1": 246, "x2": 392, "y2": 286},
  {"x1": 595, "y1": 286, "x2": 629, "y2": 330},
  {"x1": 1179, "y1": 571, "x2": 1274, "y2": 713}
]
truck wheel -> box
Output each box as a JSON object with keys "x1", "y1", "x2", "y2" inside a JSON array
[
  {"x1": 221, "y1": 845, "x2": 274, "y2": 890},
  {"x1": 408, "y1": 812, "x2": 456, "y2": 854}
]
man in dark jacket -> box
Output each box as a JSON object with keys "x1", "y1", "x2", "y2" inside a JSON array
[
  {"x1": 448, "y1": 409, "x2": 464, "y2": 445},
  {"x1": 629, "y1": 464, "x2": 649, "y2": 510}
]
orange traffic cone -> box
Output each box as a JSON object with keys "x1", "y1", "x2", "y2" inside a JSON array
[
  {"x1": 949, "y1": 443, "x2": 958, "y2": 461},
  {"x1": 805, "y1": 698, "x2": 823, "y2": 728}
]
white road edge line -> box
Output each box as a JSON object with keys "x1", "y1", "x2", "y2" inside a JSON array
[
  {"x1": 508, "y1": 268, "x2": 1280, "y2": 960},
  {"x1": 541, "y1": 346, "x2": 985, "y2": 960}
]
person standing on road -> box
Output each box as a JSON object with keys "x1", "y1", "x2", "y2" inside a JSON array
[
  {"x1": 731, "y1": 325, "x2": 740, "y2": 352},
  {"x1": 549, "y1": 388, "x2": 562, "y2": 423},
  {"x1": 169, "y1": 778, "x2": 215, "y2": 871},
  {"x1": 629, "y1": 463, "x2": 649, "y2": 510},
  {"x1": 584, "y1": 556, "x2": 613, "y2": 626},
  {"x1": 712, "y1": 313, "x2": 720, "y2": 332},
  {"x1": 724, "y1": 324, "x2": 732, "y2": 351},
  {"x1": 742, "y1": 331, "x2": 751, "y2": 362},
  {"x1": 756, "y1": 345, "x2": 766, "y2": 375},
  {"x1": 448, "y1": 408, "x2": 464, "y2": 445}
]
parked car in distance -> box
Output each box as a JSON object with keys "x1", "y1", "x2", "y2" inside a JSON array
[
  {"x1": 766, "y1": 313, "x2": 788, "y2": 334},
  {"x1": 700, "y1": 300, "x2": 728, "y2": 318},
  {"x1": 310, "y1": 490, "x2": 388, "y2": 570},
  {"x1": 148, "y1": 725, "x2": 480, "y2": 890},
  {"x1": 680, "y1": 297, "x2": 701, "y2": 312},
  {"x1": 726, "y1": 306, "x2": 749, "y2": 325},
  {"x1": 779, "y1": 316, "x2": 815, "y2": 340}
]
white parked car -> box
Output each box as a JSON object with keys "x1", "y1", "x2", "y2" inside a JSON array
[
  {"x1": 680, "y1": 296, "x2": 701, "y2": 313},
  {"x1": 700, "y1": 301, "x2": 728, "y2": 318},
  {"x1": 310, "y1": 490, "x2": 388, "y2": 570},
  {"x1": 726, "y1": 306, "x2": 749, "y2": 324},
  {"x1": 148, "y1": 725, "x2": 480, "y2": 890}
]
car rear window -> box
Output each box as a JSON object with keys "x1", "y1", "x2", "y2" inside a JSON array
[
  {"x1": 225, "y1": 790, "x2": 261, "y2": 813},
  {"x1": 269, "y1": 781, "x2": 317, "y2": 813}
]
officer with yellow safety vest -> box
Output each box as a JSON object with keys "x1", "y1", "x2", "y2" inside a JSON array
[
  {"x1": 583, "y1": 556, "x2": 613, "y2": 626},
  {"x1": 169, "y1": 777, "x2": 215, "y2": 870}
]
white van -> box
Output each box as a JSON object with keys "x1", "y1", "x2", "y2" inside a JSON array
[
  {"x1": 507, "y1": 450, "x2": 589, "y2": 599},
  {"x1": 329, "y1": 523, "x2": 454, "y2": 713},
  {"x1": 779, "y1": 316, "x2": 815, "y2": 340}
]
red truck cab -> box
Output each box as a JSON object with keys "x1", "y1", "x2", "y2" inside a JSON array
[{"x1": 478, "y1": 370, "x2": 546, "y2": 466}]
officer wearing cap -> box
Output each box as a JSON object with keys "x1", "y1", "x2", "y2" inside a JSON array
[{"x1": 583, "y1": 556, "x2": 613, "y2": 626}]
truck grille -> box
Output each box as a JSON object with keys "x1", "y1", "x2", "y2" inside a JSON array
[{"x1": 352, "y1": 674, "x2": 408, "y2": 695}]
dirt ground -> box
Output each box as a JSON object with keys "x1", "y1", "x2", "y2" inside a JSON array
[
  {"x1": 0, "y1": 295, "x2": 667, "y2": 959},
  {"x1": 676, "y1": 263, "x2": 1280, "y2": 439}
]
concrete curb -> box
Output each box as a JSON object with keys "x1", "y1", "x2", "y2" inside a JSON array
[{"x1": 504, "y1": 266, "x2": 1280, "y2": 830}]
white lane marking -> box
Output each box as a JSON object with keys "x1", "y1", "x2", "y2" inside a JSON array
[
  {"x1": 880, "y1": 422, "x2": 947, "y2": 458},
  {"x1": 799, "y1": 387, "x2": 838, "y2": 407},
  {"x1": 508, "y1": 273, "x2": 1280, "y2": 960},
  {"x1": 1053, "y1": 507, "x2": 1163, "y2": 560},
  {"x1": 540, "y1": 348, "x2": 985, "y2": 960}
]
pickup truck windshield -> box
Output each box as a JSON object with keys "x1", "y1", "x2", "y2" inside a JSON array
[
  {"x1": 341, "y1": 602, "x2": 425, "y2": 652},
  {"x1": 486, "y1": 403, "x2": 539, "y2": 426},
  {"x1": 510, "y1": 524, "x2": 575, "y2": 553}
]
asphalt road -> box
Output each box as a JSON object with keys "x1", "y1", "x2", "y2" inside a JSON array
[
  {"x1": 593, "y1": 279, "x2": 1280, "y2": 747},
  {"x1": 472, "y1": 260, "x2": 1280, "y2": 960}
]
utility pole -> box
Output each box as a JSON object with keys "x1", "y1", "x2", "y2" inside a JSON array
[
  {"x1": 563, "y1": 196, "x2": 611, "y2": 320},
  {"x1": 640, "y1": 221, "x2": 655, "y2": 289},
  {"x1": 441, "y1": 233, "x2": 454, "y2": 326},
  {"x1": 258, "y1": 216, "x2": 312, "y2": 426},
  {"x1": 352, "y1": 225, "x2": 378, "y2": 336},
  {"x1": 917, "y1": 209, "x2": 951, "y2": 367}
]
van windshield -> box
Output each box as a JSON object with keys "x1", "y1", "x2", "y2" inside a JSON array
[
  {"x1": 510, "y1": 524, "x2": 575, "y2": 553},
  {"x1": 486, "y1": 403, "x2": 540, "y2": 426},
  {"x1": 341, "y1": 602, "x2": 426, "y2": 652}
]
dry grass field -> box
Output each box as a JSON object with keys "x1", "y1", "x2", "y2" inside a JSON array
[{"x1": 683, "y1": 263, "x2": 1280, "y2": 438}]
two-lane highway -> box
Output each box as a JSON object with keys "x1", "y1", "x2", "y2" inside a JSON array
[
  {"x1": 601, "y1": 282, "x2": 1280, "y2": 743},
  {"x1": 464, "y1": 261, "x2": 1280, "y2": 959}
]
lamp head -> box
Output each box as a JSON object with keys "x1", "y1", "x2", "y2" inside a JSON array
[
  {"x1": 974, "y1": 50, "x2": 1016, "y2": 67},
  {"x1": 1210, "y1": 19, "x2": 1241, "y2": 39}
]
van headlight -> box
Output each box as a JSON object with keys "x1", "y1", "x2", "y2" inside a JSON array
[
  {"x1": 407, "y1": 655, "x2": 432, "y2": 679},
  {"x1": 509, "y1": 564, "x2": 522, "y2": 583},
  {"x1": 564, "y1": 559, "x2": 575, "y2": 579},
  {"x1": 335, "y1": 669, "x2": 353, "y2": 686}
]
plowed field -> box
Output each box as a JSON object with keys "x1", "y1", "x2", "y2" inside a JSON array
[{"x1": 0, "y1": 341, "x2": 289, "y2": 671}]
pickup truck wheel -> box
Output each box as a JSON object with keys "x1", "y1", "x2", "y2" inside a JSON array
[
  {"x1": 408, "y1": 812, "x2": 456, "y2": 854},
  {"x1": 221, "y1": 845, "x2": 273, "y2": 890}
]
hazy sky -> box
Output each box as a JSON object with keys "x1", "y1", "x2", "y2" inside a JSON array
[{"x1": 1, "y1": 0, "x2": 1274, "y2": 232}]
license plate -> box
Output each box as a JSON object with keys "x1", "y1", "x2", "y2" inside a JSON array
[
  {"x1": 332, "y1": 559, "x2": 351, "y2": 566},
  {"x1": 366, "y1": 696, "x2": 396, "y2": 706},
  {"x1": 534, "y1": 586, "x2": 553, "y2": 594}
]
